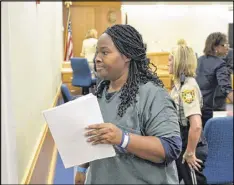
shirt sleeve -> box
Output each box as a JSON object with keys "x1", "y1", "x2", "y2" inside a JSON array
[
  {"x1": 140, "y1": 85, "x2": 182, "y2": 163},
  {"x1": 225, "y1": 49, "x2": 233, "y2": 74},
  {"x1": 180, "y1": 85, "x2": 201, "y2": 118},
  {"x1": 141, "y1": 87, "x2": 181, "y2": 138},
  {"x1": 159, "y1": 136, "x2": 182, "y2": 164},
  {"x1": 216, "y1": 61, "x2": 232, "y2": 96}
]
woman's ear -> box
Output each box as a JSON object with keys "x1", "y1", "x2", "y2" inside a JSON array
[
  {"x1": 122, "y1": 55, "x2": 131, "y2": 63},
  {"x1": 214, "y1": 46, "x2": 219, "y2": 53}
]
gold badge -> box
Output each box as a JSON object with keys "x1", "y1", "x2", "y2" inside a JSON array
[{"x1": 181, "y1": 89, "x2": 195, "y2": 104}]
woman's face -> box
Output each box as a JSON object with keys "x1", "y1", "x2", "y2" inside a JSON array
[
  {"x1": 168, "y1": 55, "x2": 174, "y2": 74},
  {"x1": 94, "y1": 33, "x2": 130, "y2": 81},
  {"x1": 215, "y1": 41, "x2": 229, "y2": 57}
]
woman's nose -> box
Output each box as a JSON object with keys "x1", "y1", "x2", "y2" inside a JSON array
[{"x1": 94, "y1": 54, "x2": 101, "y2": 63}]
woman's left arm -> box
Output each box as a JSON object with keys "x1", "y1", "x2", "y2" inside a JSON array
[
  {"x1": 180, "y1": 85, "x2": 204, "y2": 171},
  {"x1": 186, "y1": 115, "x2": 202, "y2": 154},
  {"x1": 85, "y1": 88, "x2": 182, "y2": 164},
  {"x1": 125, "y1": 134, "x2": 168, "y2": 163},
  {"x1": 86, "y1": 124, "x2": 166, "y2": 163}
]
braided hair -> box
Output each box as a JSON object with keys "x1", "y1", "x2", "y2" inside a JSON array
[{"x1": 95, "y1": 24, "x2": 164, "y2": 117}]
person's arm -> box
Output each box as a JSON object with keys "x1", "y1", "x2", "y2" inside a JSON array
[
  {"x1": 186, "y1": 115, "x2": 202, "y2": 154},
  {"x1": 224, "y1": 48, "x2": 233, "y2": 74},
  {"x1": 125, "y1": 135, "x2": 166, "y2": 163},
  {"x1": 180, "y1": 85, "x2": 202, "y2": 154},
  {"x1": 126, "y1": 88, "x2": 181, "y2": 164},
  {"x1": 179, "y1": 85, "x2": 204, "y2": 171},
  {"x1": 74, "y1": 163, "x2": 90, "y2": 184},
  {"x1": 216, "y1": 61, "x2": 233, "y2": 103},
  {"x1": 86, "y1": 123, "x2": 181, "y2": 164},
  {"x1": 227, "y1": 91, "x2": 233, "y2": 103},
  {"x1": 75, "y1": 163, "x2": 89, "y2": 174}
]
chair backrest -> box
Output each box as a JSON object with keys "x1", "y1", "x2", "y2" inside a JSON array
[
  {"x1": 203, "y1": 116, "x2": 233, "y2": 184},
  {"x1": 70, "y1": 57, "x2": 92, "y2": 87},
  {"x1": 61, "y1": 84, "x2": 73, "y2": 103}
]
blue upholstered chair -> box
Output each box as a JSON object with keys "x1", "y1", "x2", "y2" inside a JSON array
[
  {"x1": 61, "y1": 84, "x2": 81, "y2": 103},
  {"x1": 203, "y1": 116, "x2": 233, "y2": 184},
  {"x1": 61, "y1": 84, "x2": 73, "y2": 103},
  {"x1": 70, "y1": 57, "x2": 96, "y2": 95}
]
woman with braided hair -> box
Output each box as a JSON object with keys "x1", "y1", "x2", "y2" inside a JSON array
[{"x1": 75, "y1": 24, "x2": 182, "y2": 184}]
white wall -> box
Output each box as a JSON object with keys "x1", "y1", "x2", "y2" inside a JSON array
[
  {"x1": 3, "y1": 2, "x2": 63, "y2": 182},
  {"x1": 122, "y1": 3, "x2": 233, "y2": 56},
  {"x1": 1, "y1": 2, "x2": 18, "y2": 184}
]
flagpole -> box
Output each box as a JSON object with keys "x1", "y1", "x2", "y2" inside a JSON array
[
  {"x1": 64, "y1": 2, "x2": 72, "y2": 61},
  {"x1": 64, "y1": 9, "x2": 70, "y2": 61},
  {"x1": 125, "y1": 12, "x2": 128, "y2": 24}
]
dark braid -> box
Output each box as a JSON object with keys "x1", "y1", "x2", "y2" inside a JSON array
[{"x1": 95, "y1": 24, "x2": 164, "y2": 117}]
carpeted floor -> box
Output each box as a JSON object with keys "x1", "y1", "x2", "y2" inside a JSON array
[{"x1": 53, "y1": 151, "x2": 74, "y2": 184}]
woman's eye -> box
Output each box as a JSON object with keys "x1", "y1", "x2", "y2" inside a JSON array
[{"x1": 102, "y1": 51, "x2": 108, "y2": 55}]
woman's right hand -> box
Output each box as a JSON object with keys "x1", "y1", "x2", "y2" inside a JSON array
[
  {"x1": 182, "y1": 152, "x2": 203, "y2": 172},
  {"x1": 75, "y1": 172, "x2": 86, "y2": 184}
]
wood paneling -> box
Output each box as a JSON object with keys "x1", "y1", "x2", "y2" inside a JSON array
[
  {"x1": 63, "y1": 2, "x2": 121, "y2": 58},
  {"x1": 62, "y1": 72, "x2": 73, "y2": 83},
  {"x1": 29, "y1": 130, "x2": 55, "y2": 184},
  {"x1": 62, "y1": 61, "x2": 71, "y2": 68},
  {"x1": 70, "y1": 6, "x2": 95, "y2": 57},
  {"x1": 159, "y1": 76, "x2": 172, "y2": 91},
  {"x1": 147, "y1": 52, "x2": 172, "y2": 90},
  {"x1": 95, "y1": 6, "x2": 122, "y2": 36},
  {"x1": 147, "y1": 52, "x2": 170, "y2": 72}
]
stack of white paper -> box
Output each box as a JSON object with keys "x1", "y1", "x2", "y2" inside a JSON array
[{"x1": 42, "y1": 93, "x2": 116, "y2": 168}]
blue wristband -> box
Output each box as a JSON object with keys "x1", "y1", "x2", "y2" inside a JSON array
[
  {"x1": 125, "y1": 132, "x2": 130, "y2": 148},
  {"x1": 118, "y1": 130, "x2": 125, "y2": 147},
  {"x1": 77, "y1": 166, "x2": 87, "y2": 173},
  {"x1": 118, "y1": 131, "x2": 130, "y2": 149}
]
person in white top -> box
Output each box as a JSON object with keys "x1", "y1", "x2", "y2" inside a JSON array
[{"x1": 80, "y1": 29, "x2": 98, "y2": 73}]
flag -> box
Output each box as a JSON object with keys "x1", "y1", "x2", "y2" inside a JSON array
[{"x1": 64, "y1": 10, "x2": 73, "y2": 61}]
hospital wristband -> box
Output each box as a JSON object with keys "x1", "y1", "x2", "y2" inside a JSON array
[
  {"x1": 77, "y1": 166, "x2": 87, "y2": 173},
  {"x1": 118, "y1": 131, "x2": 130, "y2": 149}
]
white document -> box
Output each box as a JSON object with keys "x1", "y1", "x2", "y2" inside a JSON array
[
  {"x1": 42, "y1": 93, "x2": 116, "y2": 168},
  {"x1": 213, "y1": 111, "x2": 228, "y2": 118}
]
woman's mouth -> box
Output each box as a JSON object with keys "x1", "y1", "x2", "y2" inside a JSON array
[{"x1": 96, "y1": 66, "x2": 105, "y2": 70}]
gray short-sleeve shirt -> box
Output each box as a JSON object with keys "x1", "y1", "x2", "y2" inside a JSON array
[{"x1": 86, "y1": 82, "x2": 180, "y2": 184}]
